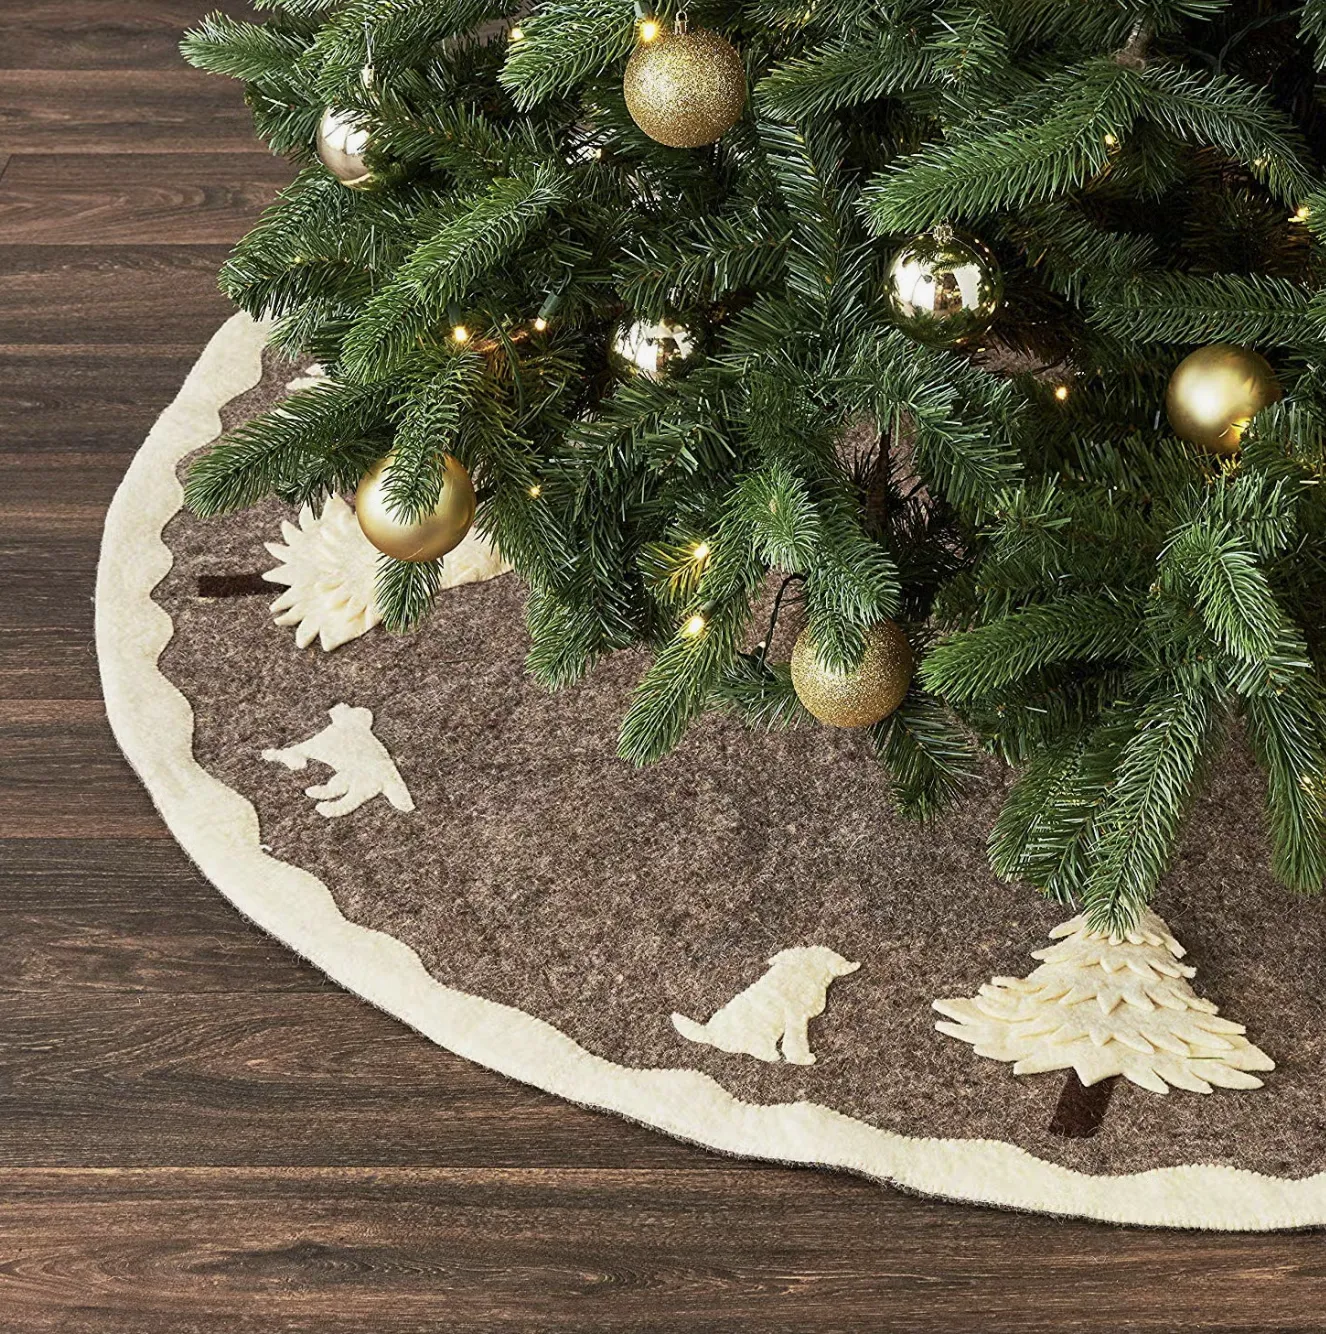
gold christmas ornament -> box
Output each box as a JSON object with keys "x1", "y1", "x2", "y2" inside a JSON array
[
  {"x1": 790, "y1": 621, "x2": 913, "y2": 728},
  {"x1": 622, "y1": 23, "x2": 746, "y2": 148},
  {"x1": 1165, "y1": 343, "x2": 1282, "y2": 456},
  {"x1": 610, "y1": 316, "x2": 697, "y2": 379},
  {"x1": 316, "y1": 107, "x2": 374, "y2": 188},
  {"x1": 355, "y1": 453, "x2": 476, "y2": 562},
  {"x1": 885, "y1": 227, "x2": 1003, "y2": 346}
]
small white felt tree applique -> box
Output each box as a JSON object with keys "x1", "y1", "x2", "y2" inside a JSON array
[
  {"x1": 264, "y1": 496, "x2": 382, "y2": 651},
  {"x1": 263, "y1": 495, "x2": 513, "y2": 653},
  {"x1": 285, "y1": 362, "x2": 330, "y2": 392},
  {"x1": 934, "y1": 910, "x2": 1274, "y2": 1095}
]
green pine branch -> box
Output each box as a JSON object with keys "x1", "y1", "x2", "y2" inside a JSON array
[
  {"x1": 923, "y1": 592, "x2": 1140, "y2": 701},
  {"x1": 1082, "y1": 686, "x2": 1219, "y2": 932},
  {"x1": 340, "y1": 166, "x2": 569, "y2": 381}
]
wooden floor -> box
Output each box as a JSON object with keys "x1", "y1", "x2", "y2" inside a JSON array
[{"x1": 3, "y1": 6, "x2": 1326, "y2": 1330}]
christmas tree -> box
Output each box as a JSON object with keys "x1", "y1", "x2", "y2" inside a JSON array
[
  {"x1": 934, "y1": 910, "x2": 1275, "y2": 1095},
  {"x1": 181, "y1": 0, "x2": 1326, "y2": 932}
]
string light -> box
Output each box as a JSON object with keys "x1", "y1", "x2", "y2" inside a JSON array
[
  {"x1": 528, "y1": 484, "x2": 542, "y2": 498},
  {"x1": 680, "y1": 613, "x2": 707, "y2": 638},
  {"x1": 691, "y1": 541, "x2": 711, "y2": 564},
  {"x1": 638, "y1": 17, "x2": 661, "y2": 41},
  {"x1": 1292, "y1": 204, "x2": 1312, "y2": 223},
  {"x1": 536, "y1": 288, "x2": 563, "y2": 332},
  {"x1": 1103, "y1": 133, "x2": 1118, "y2": 148},
  {"x1": 451, "y1": 324, "x2": 471, "y2": 344},
  {"x1": 509, "y1": 24, "x2": 525, "y2": 40},
  {"x1": 1054, "y1": 384, "x2": 1070, "y2": 402}
]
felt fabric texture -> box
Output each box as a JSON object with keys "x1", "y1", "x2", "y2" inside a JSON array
[{"x1": 141, "y1": 337, "x2": 1326, "y2": 1187}]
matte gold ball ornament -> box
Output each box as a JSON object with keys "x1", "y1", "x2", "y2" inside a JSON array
[
  {"x1": 622, "y1": 21, "x2": 746, "y2": 148},
  {"x1": 885, "y1": 226, "x2": 1003, "y2": 346},
  {"x1": 609, "y1": 316, "x2": 698, "y2": 379},
  {"x1": 355, "y1": 453, "x2": 476, "y2": 561},
  {"x1": 790, "y1": 621, "x2": 913, "y2": 728},
  {"x1": 1165, "y1": 343, "x2": 1282, "y2": 456},
  {"x1": 316, "y1": 106, "x2": 375, "y2": 188}
]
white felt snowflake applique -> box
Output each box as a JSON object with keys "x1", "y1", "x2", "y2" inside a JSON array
[{"x1": 263, "y1": 496, "x2": 382, "y2": 651}]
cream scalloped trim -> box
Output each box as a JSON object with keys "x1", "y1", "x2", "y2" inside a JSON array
[{"x1": 96, "y1": 312, "x2": 1326, "y2": 1230}]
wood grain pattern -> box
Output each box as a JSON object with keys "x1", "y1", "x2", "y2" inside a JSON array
[
  {"x1": 3, "y1": 71, "x2": 262, "y2": 154},
  {"x1": 1, "y1": 248, "x2": 240, "y2": 344},
  {"x1": 2, "y1": 3, "x2": 1325, "y2": 1330},
  {"x1": 5, "y1": 1168, "x2": 1326, "y2": 1334},
  {"x1": 0, "y1": 3, "x2": 257, "y2": 71},
  {"x1": 0, "y1": 154, "x2": 289, "y2": 244}
]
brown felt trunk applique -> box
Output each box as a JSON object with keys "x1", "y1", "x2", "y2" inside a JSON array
[
  {"x1": 1050, "y1": 1073, "x2": 1117, "y2": 1138},
  {"x1": 197, "y1": 572, "x2": 271, "y2": 597}
]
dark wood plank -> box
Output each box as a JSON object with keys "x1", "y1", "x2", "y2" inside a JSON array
[
  {"x1": 0, "y1": 994, "x2": 753, "y2": 1170},
  {"x1": 3, "y1": 1167, "x2": 1325, "y2": 1334},
  {"x1": 1, "y1": 837, "x2": 240, "y2": 912},
  {"x1": 0, "y1": 839, "x2": 335, "y2": 993},
  {"x1": 0, "y1": 152, "x2": 289, "y2": 244},
  {"x1": 0, "y1": 2, "x2": 256, "y2": 71},
  {"x1": 0, "y1": 625, "x2": 101, "y2": 702},
  {"x1": 0, "y1": 347, "x2": 213, "y2": 450},
  {"x1": 2, "y1": 70, "x2": 260, "y2": 154},
  {"x1": 0, "y1": 636, "x2": 102, "y2": 703},
  {"x1": 0, "y1": 701, "x2": 166, "y2": 836},
  {"x1": 0, "y1": 248, "x2": 238, "y2": 345}
]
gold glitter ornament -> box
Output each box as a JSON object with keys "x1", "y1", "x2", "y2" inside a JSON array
[
  {"x1": 355, "y1": 453, "x2": 476, "y2": 561},
  {"x1": 609, "y1": 316, "x2": 697, "y2": 379},
  {"x1": 316, "y1": 107, "x2": 375, "y2": 188},
  {"x1": 1165, "y1": 343, "x2": 1282, "y2": 456},
  {"x1": 790, "y1": 621, "x2": 913, "y2": 728},
  {"x1": 885, "y1": 227, "x2": 1003, "y2": 346},
  {"x1": 622, "y1": 22, "x2": 746, "y2": 148}
]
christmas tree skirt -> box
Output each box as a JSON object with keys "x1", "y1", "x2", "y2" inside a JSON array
[{"x1": 97, "y1": 314, "x2": 1326, "y2": 1231}]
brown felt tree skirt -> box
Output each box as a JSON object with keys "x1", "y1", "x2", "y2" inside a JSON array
[{"x1": 141, "y1": 340, "x2": 1326, "y2": 1188}]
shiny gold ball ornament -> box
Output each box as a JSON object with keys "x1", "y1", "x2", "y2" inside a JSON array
[
  {"x1": 622, "y1": 23, "x2": 746, "y2": 148},
  {"x1": 609, "y1": 316, "x2": 697, "y2": 379},
  {"x1": 885, "y1": 228, "x2": 1003, "y2": 346},
  {"x1": 1165, "y1": 343, "x2": 1282, "y2": 456},
  {"x1": 790, "y1": 621, "x2": 913, "y2": 728},
  {"x1": 316, "y1": 107, "x2": 375, "y2": 188},
  {"x1": 354, "y1": 453, "x2": 476, "y2": 562}
]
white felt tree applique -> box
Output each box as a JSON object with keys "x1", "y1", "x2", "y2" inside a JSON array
[
  {"x1": 933, "y1": 910, "x2": 1274, "y2": 1095},
  {"x1": 262, "y1": 703, "x2": 415, "y2": 817},
  {"x1": 285, "y1": 362, "x2": 330, "y2": 392},
  {"x1": 264, "y1": 496, "x2": 383, "y2": 651},
  {"x1": 263, "y1": 496, "x2": 512, "y2": 653}
]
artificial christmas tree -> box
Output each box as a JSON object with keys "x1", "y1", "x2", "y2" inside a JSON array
[{"x1": 181, "y1": 0, "x2": 1326, "y2": 932}]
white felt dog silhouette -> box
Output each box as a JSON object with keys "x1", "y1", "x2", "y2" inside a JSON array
[
  {"x1": 671, "y1": 946, "x2": 860, "y2": 1065},
  {"x1": 261, "y1": 702, "x2": 415, "y2": 818}
]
